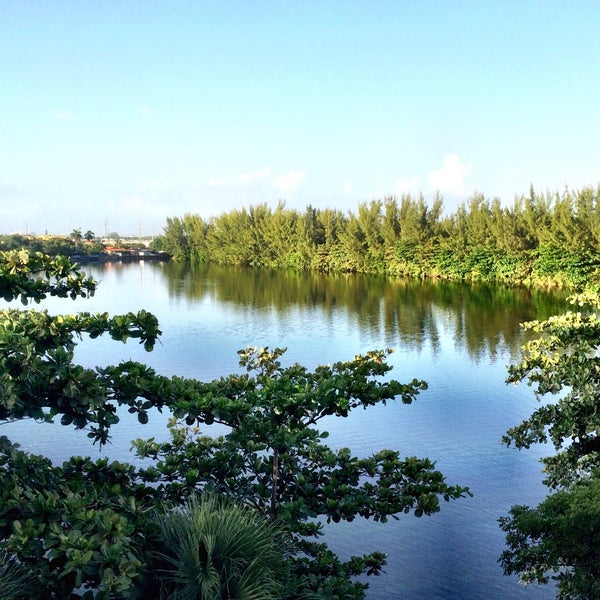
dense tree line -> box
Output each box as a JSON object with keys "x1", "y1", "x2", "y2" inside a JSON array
[
  {"x1": 0, "y1": 230, "x2": 147, "y2": 258},
  {"x1": 0, "y1": 233, "x2": 104, "y2": 257},
  {"x1": 154, "y1": 186, "x2": 600, "y2": 287}
]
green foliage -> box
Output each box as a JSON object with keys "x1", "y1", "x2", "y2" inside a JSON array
[
  {"x1": 0, "y1": 437, "x2": 158, "y2": 598},
  {"x1": 0, "y1": 249, "x2": 161, "y2": 448},
  {"x1": 0, "y1": 250, "x2": 164, "y2": 597},
  {"x1": 501, "y1": 289, "x2": 600, "y2": 597},
  {"x1": 389, "y1": 240, "x2": 424, "y2": 278},
  {"x1": 158, "y1": 216, "x2": 192, "y2": 261},
  {"x1": 0, "y1": 236, "x2": 103, "y2": 259},
  {"x1": 531, "y1": 244, "x2": 598, "y2": 287},
  {"x1": 131, "y1": 346, "x2": 470, "y2": 597},
  {"x1": 0, "y1": 250, "x2": 96, "y2": 304},
  {"x1": 0, "y1": 549, "x2": 36, "y2": 599},
  {"x1": 0, "y1": 249, "x2": 468, "y2": 598},
  {"x1": 155, "y1": 186, "x2": 600, "y2": 287},
  {"x1": 138, "y1": 493, "x2": 290, "y2": 600},
  {"x1": 499, "y1": 476, "x2": 600, "y2": 598},
  {"x1": 0, "y1": 306, "x2": 162, "y2": 444},
  {"x1": 504, "y1": 289, "x2": 600, "y2": 487}
]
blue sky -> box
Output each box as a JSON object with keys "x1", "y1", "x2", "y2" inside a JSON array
[{"x1": 2, "y1": 1, "x2": 600, "y2": 236}]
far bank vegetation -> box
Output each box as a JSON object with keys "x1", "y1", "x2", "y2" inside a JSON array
[{"x1": 154, "y1": 186, "x2": 600, "y2": 288}]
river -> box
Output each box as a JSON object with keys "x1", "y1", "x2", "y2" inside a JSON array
[{"x1": 5, "y1": 260, "x2": 569, "y2": 599}]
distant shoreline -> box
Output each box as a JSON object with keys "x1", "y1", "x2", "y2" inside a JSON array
[{"x1": 72, "y1": 250, "x2": 171, "y2": 264}]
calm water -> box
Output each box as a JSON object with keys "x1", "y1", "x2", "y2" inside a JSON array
[{"x1": 5, "y1": 261, "x2": 570, "y2": 599}]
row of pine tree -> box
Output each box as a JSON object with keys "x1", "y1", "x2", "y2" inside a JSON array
[{"x1": 154, "y1": 185, "x2": 600, "y2": 286}]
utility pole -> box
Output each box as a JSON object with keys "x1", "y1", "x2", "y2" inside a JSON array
[{"x1": 104, "y1": 219, "x2": 108, "y2": 240}]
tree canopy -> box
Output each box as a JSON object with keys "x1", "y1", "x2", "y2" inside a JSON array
[
  {"x1": 500, "y1": 288, "x2": 600, "y2": 597},
  {"x1": 0, "y1": 249, "x2": 469, "y2": 598}
]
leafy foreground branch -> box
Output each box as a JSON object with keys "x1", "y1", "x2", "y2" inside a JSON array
[
  {"x1": 0, "y1": 250, "x2": 469, "y2": 598},
  {"x1": 500, "y1": 289, "x2": 600, "y2": 598}
]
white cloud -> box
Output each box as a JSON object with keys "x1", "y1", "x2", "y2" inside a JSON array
[
  {"x1": 273, "y1": 170, "x2": 306, "y2": 193},
  {"x1": 428, "y1": 154, "x2": 473, "y2": 195},
  {"x1": 208, "y1": 177, "x2": 230, "y2": 188},
  {"x1": 119, "y1": 194, "x2": 144, "y2": 213},
  {"x1": 205, "y1": 167, "x2": 306, "y2": 196},
  {"x1": 363, "y1": 185, "x2": 387, "y2": 201},
  {"x1": 49, "y1": 109, "x2": 80, "y2": 121},
  {"x1": 106, "y1": 180, "x2": 180, "y2": 230},
  {"x1": 238, "y1": 167, "x2": 270, "y2": 184},
  {"x1": 141, "y1": 179, "x2": 172, "y2": 192},
  {"x1": 207, "y1": 168, "x2": 271, "y2": 188},
  {"x1": 394, "y1": 176, "x2": 420, "y2": 195},
  {"x1": 343, "y1": 181, "x2": 353, "y2": 195}
]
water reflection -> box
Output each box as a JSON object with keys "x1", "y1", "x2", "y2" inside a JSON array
[{"x1": 158, "y1": 262, "x2": 568, "y2": 361}]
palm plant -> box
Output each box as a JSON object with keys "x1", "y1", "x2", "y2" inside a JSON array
[
  {"x1": 0, "y1": 550, "x2": 36, "y2": 600},
  {"x1": 141, "y1": 494, "x2": 290, "y2": 600},
  {"x1": 70, "y1": 228, "x2": 83, "y2": 246}
]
